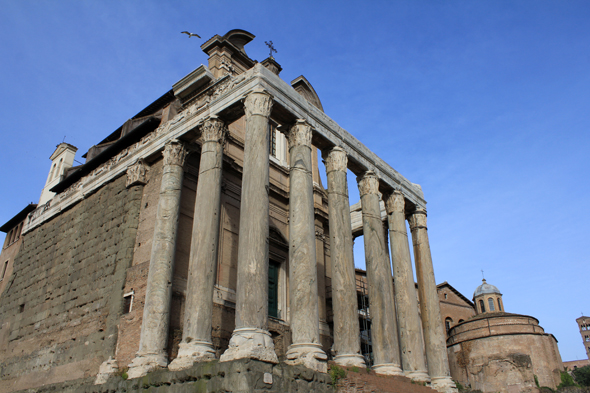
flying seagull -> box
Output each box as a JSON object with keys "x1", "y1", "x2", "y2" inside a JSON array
[{"x1": 181, "y1": 31, "x2": 201, "y2": 38}]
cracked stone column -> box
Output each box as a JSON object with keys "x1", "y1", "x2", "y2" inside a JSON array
[
  {"x1": 128, "y1": 140, "x2": 187, "y2": 379},
  {"x1": 220, "y1": 88, "x2": 278, "y2": 364},
  {"x1": 169, "y1": 117, "x2": 227, "y2": 371},
  {"x1": 409, "y1": 208, "x2": 457, "y2": 393},
  {"x1": 386, "y1": 192, "x2": 430, "y2": 383},
  {"x1": 285, "y1": 120, "x2": 327, "y2": 373},
  {"x1": 357, "y1": 171, "x2": 403, "y2": 376},
  {"x1": 323, "y1": 147, "x2": 365, "y2": 368}
]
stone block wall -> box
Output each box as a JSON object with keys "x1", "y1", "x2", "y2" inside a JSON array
[{"x1": 0, "y1": 175, "x2": 143, "y2": 392}]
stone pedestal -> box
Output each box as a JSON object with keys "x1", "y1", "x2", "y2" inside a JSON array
[
  {"x1": 128, "y1": 140, "x2": 187, "y2": 379},
  {"x1": 323, "y1": 147, "x2": 365, "y2": 368},
  {"x1": 409, "y1": 208, "x2": 457, "y2": 393},
  {"x1": 285, "y1": 120, "x2": 327, "y2": 373},
  {"x1": 220, "y1": 88, "x2": 278, "y2": 364},
  {"x1": 357, "y1": 171, "x2": 403, "y2": 376},
  {"x1": 386, "y1": 192, "x2": 430, "y2": 383},
  {"x1": 169, "y1": 117, "x2": 227, "y2": 371}
]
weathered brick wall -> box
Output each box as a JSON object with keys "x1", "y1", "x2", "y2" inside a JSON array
[{"x1": 0, "y1": 175, "x2": 143, "y2": 392}]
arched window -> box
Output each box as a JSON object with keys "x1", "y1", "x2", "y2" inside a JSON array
[
  {"x1": 458, "y1": 319, "x2": 464, "y2": 323},
  {"x1": 445, "y1": 317, "x2": 453, "y2": 333},
  {"x1": 49, "y1": 163, "x2": 56, "y2": 181},
  {"x1": 479, "y1": 300, "x2": 485, "y2": 313},
  {"x1": 488, "y1": 298, "x2": 495, "y2": 311},
  {"x1": 497, "y1": 298, "x2": 502, "y2": 311}
]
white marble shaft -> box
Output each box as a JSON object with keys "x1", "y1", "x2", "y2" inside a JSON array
[
  {"x1": 128, "y1": 140, "x2": 187, "y2": 379},
  {"x1": 324, "y1": 147, "x2": 365, "y2": 368},
  {"x1": 169, "y1": 117, "x2": 227, "y2": 371},
  {"x1": 386, "y1": 192, "x2": 430, "y2": 383},
  {"x1": 409, "y1": 209, "x2": 457, "y2": 393},
  {"x1": 285, "y1": 120, "x2": 327, "y2": 373},
  {"x1": 220, "y1": 89, "x2": 278, "y2": 364},
  {"x1": 357, "y1": 171, "x2": 403, "y2": 376}
]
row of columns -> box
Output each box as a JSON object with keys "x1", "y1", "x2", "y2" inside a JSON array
[{"x1": 126, "y1": 87, "x2": 455, "y2": 392}]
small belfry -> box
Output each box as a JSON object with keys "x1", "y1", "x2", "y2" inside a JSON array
[{"x1": 473, "y1": 278, "x2": 504, "y2": 314}]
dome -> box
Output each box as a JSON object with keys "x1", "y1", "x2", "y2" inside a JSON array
[{"x1": 473, "y1": 279, "x2": 502, "y2": 299}]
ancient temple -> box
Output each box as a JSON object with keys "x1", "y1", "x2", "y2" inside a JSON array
[{"x1": 0, "y1": 29, "x2": 457, "y2": 392}]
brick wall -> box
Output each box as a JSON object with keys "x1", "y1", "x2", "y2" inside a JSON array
[{"x1": 0, "y1": 175, "x2": 142, "y2": 392}]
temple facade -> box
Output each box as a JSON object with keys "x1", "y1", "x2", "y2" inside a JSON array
[{"x1": 0, "y1": 29, "x2": 457, "y2": 392}]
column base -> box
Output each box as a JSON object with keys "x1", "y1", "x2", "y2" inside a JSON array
[
  {"x1": 405, "y1": 369, "x2": 431, "y2": 384},
  {"x1": 286, "y1": 343, "x2": 328, "y2": 373},
  {"x1": 127, "y1": 352, "x2": 168, "y2": 379},
  {"x1": 334, "y1": 353, "x2": 366, "y2": 368},
  {"x1": 168, "y1": 341, "x2": 216, "y2": 371},
  {"x1": 373, "y1": 363, "x2": 404, "y2": 376},
  {"x1": 219, "y1": 328, "x2": 278, "y2": 364},
  {"x1": 94, "y1": 356, "x2": 118, "y2": 385},
  {"x1": 431, "y1": 376, "x2": 459, "y2": 393}
]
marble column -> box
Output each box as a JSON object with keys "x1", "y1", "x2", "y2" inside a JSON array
[
  {"x1": 128, "y1": 140, "x2": 187, "y2": 379},
  {"x1": 409, "y1": 208, "x2": 457, "y2": 393},
  {"x1": 169, "y1": 117, "x2": 227, "y2": 371},
  {"x1": 357, "y1": 171, "x2": 403, "y2": 376},
  {"x1": 386, "y1": 192, "x2": 430, "y2": 383},
  {"x1": 285, "y1": 120, "x2": 327, "y2": 372},
  {"x1": 324, "y1": 147, "x2": 365, "y2": 368},
  {"x1": 220, "y1": 88, "x2": 278, "y2": 364}
]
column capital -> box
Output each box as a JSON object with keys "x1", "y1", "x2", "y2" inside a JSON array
[
  {"x1": 244, "y1": 88, "x2": 273, "y2": 118},
  {"x1": 288, "y1": 119, "x2": 312, "y2": 150},
  {"x1": 201, "y1": 116, "x2": 227, "y2": 144},
  {"x1": 385, "y1": 191, "x2": 405, "y2": 214},
  {"x1": 408, "y1": 208, "x2": 428, "y2": 230},
  {"x1": 324, "y1": 147, "x2": 348, "y2": 173},
  {"x1": 126, "y1": 159, "x2": 149, "y2": 188},
  {"x1": 357, "y1": 171, "x2": 380, "y2": 197},
  {"x1": 163, "y1": 140, "x2": 187, "y2": 167}
]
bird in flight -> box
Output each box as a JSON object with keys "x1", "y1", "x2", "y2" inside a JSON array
[{"x1": 181, "y1": 31, "x2": 201, "y2": 38}]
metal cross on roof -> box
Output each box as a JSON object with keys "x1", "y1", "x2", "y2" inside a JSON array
[{"x1": 265, "y1": 41, "x2": 277, "y2": 58}]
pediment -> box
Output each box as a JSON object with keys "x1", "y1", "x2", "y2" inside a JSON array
[{"x1": 291, "y1": 76, "x2": 324, "y2": 112}]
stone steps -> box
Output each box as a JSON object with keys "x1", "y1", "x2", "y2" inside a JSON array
[{"x1": 336, "y1": 366, "x2": 439, "y2": 393}]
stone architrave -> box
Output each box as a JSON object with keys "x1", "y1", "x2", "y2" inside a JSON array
[
  {"x1": 323, "y1": 147, "x2": 365, "y2": 368},
  {"x1": 128, "y1": 140, "x2": 187, "y2": 379},
  {"x1": 126, "y1": 159, "x2": 149, "y2": 188},
  {"x1": 169, "y1": 117, "x2": 227, "y2": 371},
  {"x1": 285, "y1": 120, "x2": 327, "y2": 373},
  {"x1": 357, "y1": 171, "x2": 403, "y2": 376},
  {"x1": 409, "y1": 208, "x2": 457, "y2": 393},
  {"x1": 220, "y1": 88, "x2": 278, "y2": 364},
  {"x1": 385, "y1": 191, "x2": 430, "y2": 383}
]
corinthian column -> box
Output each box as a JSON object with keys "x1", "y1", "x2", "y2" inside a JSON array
[
  {"x1": 386, "y1": 192, "x2": 430, "y2": 383},
  {"x1": 128, "y1": 140, "x2": 187, "y2": 379},
  {"x1": 285, "y1": 120, "x2": 327, "y2": 372},
  {"x1": 409, "y1": 208, "x2": 457, "y2": 393},
  {"x1": 220, "y1": 88, "x2": 278, "y2": 364},
  {"x1": 324, "y1": 147, "x2": 365, "y2": 368},
  {"x1": 357, "y1": 171, "x2": 403, "y2": 376},
  {"x1": 169, "y1": 117, "x2": 227, "y2": 371}
]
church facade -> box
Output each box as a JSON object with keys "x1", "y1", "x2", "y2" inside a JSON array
[{"x1": 0, "y1": 29, "x2": 458, "y2": 392}]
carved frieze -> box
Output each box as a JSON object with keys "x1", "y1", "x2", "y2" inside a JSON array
[
  {"x1": 126, "y1": 159, "x2": 149, "y2": 188},
  {"x1": 201, "y1": 116, "x2": 227, "y2": 144},
  {"x1": 408, "y1": 208, "x2": 428, "y2": 231},
  {"x1": 385, "y1": 191, "x2": 405, "y2": 214},
  {"x1": 288, "y1": 120, "x2": 312, "y2": 149},
  {"x1": 324, "y1": 147, "x2": 348, "y2": 173},
  {"x1": 244, "y1": 89, "x2": 273, "y2": 118},
  {"x1": 357, "y1": 171, "x2": 380, "y2": 197},
  {"x1": 163, "y1": 140, "x2": 187, "y2": 167}
]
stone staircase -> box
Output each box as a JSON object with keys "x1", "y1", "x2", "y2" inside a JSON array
[{"x1": 336, "y1": 366, "x2": 440, "y2": 393}]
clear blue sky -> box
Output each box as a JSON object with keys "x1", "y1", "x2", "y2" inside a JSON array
[{"x1": 1, "y1": 1, "x2": 589, "y2": 361}]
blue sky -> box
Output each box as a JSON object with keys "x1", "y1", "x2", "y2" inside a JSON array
[{"x1": 1, "y1": 1, "x2": 589, "y2": 361}]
